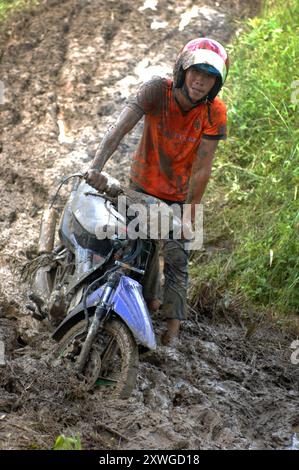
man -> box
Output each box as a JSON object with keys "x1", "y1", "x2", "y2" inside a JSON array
[{"x1": 85, "y1": 38, "x2": 229, "y2": 345}]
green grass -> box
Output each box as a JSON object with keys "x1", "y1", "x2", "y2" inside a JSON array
[
  {"x1": 0, "y1": 0, "x2": 39, "y2": 21},
  {"x1": 53, "y1": 434, "x2": 82, "y2": 450},
  {"x1": 190, "y1": 0, "x2": 299, "y2": 316}
]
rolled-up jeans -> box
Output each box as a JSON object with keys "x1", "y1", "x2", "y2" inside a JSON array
[{"x1": 129, "y1": 181, "x2": 189, "y2": 321}]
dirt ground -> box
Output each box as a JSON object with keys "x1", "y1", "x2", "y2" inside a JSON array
[{"x1": 0, "y1": 0, "x2": 298, "y2": 450}]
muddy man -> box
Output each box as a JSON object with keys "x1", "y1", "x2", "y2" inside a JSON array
[{"x1": 85, "y1": 38, "x2": 229, "y2": 346}]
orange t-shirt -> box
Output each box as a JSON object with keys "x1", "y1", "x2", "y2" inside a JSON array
[{"x1": 128, "y1": 78, "x2": 227, "y2": 202}]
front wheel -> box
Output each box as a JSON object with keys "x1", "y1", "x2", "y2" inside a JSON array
[{"x1": 53, "y1": 317, "x2": 139, "y2": 398}]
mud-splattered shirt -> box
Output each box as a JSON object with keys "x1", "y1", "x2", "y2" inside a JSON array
[{"x1": 128, "y1": 77, "x2": 227, "y2": 202}]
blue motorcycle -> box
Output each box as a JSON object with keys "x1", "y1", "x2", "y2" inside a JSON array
[{"x1": 28, "y1": 173, "x2": 159, "y2": 398}]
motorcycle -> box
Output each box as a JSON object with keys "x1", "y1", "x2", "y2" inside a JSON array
[{"x1": 26, "y1": 172, "x2": 170, "y2": 398}]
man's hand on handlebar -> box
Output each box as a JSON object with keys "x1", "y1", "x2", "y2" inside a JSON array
[
  {"x1": 84, "y1": 169, "x2": 123, "y2": 197},
  {"x1": 84, "y1": 169, "x2": 108, "y2": 192}
]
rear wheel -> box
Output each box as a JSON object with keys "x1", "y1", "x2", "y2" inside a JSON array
[{"x1": 53, "y1": 317, "x2": 138, "y2": 398}]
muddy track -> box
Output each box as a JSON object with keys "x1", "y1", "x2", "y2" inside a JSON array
[{"x1": 0, "y1": 0, "x2": 298, "y2": 450}]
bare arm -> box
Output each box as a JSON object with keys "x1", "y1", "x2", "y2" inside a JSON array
[
  {"x1": 186, "y1": 138, "x2": 219, "y2": 223},
  {"x1": 90, "y1": 105, "x2": 144, "y2": 171}
]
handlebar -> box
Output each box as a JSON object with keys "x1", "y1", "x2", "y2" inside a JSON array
[{"x1": 51, "y1": 172, "x2": 188, "y2": 238}]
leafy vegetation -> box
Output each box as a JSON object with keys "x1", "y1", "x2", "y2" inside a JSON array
[
  {"x1": 53, "y1": 434, "x2": 82, "y2": 450},
  {"x1": 0, "y1": 0, "x2": 39, "y2": 21},
  {"x1": 190, "y1": 0, "x2": 299, "y2": 316}
]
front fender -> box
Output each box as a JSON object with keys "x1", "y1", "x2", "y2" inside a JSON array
[
  {"x1": 52, "y1": 275, "x2": 156, "y2": 350},
  {"x1": 112, "y1": 276, "x2": 156, "y2": 350}
]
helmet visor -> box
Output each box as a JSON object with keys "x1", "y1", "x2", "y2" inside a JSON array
[{"x1": 192, "y1": 63, "x2": 221, "y2": 77}]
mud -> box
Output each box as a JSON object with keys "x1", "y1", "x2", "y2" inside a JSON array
[{"x1": 1, "y1": 0, "x2": 298, "y2": 450}]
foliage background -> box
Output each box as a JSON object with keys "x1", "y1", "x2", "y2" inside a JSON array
[{"x1": 190, "y1": 0, "x2": 299, "y2": 316}]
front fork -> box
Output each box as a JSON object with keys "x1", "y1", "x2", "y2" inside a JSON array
[{"x1": 76, "y1": 270, "x2": 121, "y2": 373}]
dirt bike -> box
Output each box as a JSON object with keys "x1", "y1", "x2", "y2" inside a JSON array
[{"x1": 26, "y1": 173, "x2": 173, "y2": 398}]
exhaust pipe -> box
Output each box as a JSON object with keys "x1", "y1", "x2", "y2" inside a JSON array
[{"x1": 37, "y1": 207, "x2": 58, "y2": 254}]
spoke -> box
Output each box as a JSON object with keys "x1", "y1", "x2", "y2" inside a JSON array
[{"x1": 100, "y1": 337, "x2": 118, "y2": 375}]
